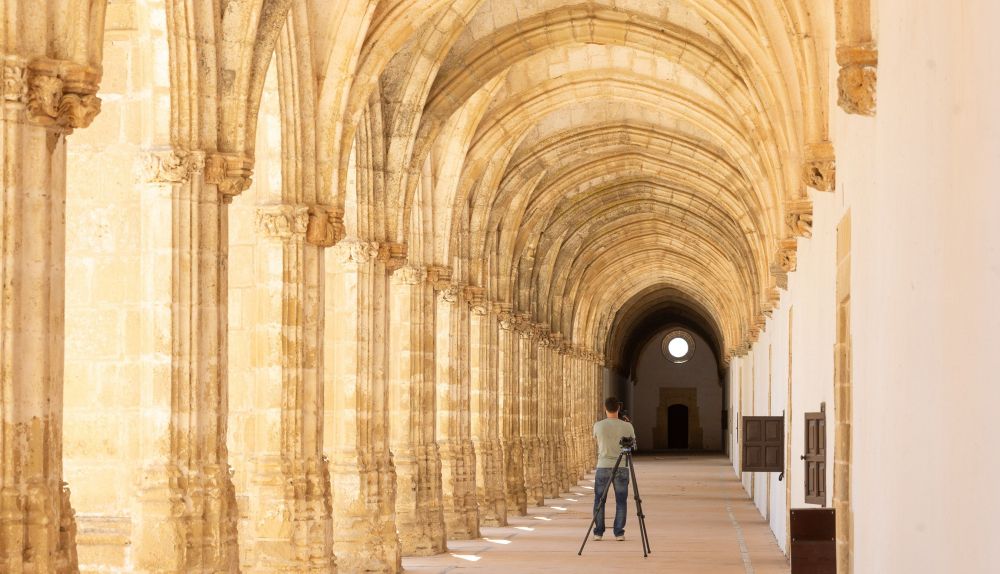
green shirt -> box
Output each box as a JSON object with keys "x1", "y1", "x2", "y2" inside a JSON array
[{"x1": 593, "y1": 418, "x2": 636, "y2": 468}]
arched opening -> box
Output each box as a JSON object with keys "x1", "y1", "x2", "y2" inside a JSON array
[{"x1": 667, "y1": 404, "x2": 690, "y2": 449}]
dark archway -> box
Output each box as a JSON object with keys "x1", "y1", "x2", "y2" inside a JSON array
[{"x1": 667, "y1": 404, "x2": 689, "y2": 449}]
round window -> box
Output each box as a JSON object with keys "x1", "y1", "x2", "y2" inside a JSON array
[{"x1": 661, "y1": 330, "x2": 695, "y2": 363}]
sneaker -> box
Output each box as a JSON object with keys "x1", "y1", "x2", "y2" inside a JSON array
[
  {"x1": 592, "y1": 534, "x2": 603, "y2": 541},
  {"x1": 615, "y1": 535, "x2": 625, "y2": 541}
]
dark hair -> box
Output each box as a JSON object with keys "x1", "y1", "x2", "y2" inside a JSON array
[{"x1": 604, "y1": 397, "x2": 621, "y2": 413}]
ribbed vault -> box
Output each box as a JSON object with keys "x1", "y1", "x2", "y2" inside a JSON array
[{"x1": 338, "y1": 0, "x2": 835, "y2": 363}]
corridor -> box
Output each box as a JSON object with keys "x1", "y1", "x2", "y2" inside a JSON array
[{"x1": 405, "y1": 455, "x2": 789, "y2": 573}]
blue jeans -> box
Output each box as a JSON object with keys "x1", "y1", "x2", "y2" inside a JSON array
[{"x1": 593, "y1": 466, "x2": 629, "y2": 536}]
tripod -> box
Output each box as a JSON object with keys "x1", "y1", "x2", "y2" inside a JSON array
[{"x1": 577, "y1": 447, "x2": 651, "y2": 557}]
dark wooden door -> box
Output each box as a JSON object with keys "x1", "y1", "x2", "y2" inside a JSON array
[
  {"x1": 804, "y1": 407, "x2": 827, "y2": 505},
  {"x1": 741, "y1": 416, "x2": 784, "y2": 472},
  {"x1": 667, "y1": 404, "x2": 689, "y2": 448}
]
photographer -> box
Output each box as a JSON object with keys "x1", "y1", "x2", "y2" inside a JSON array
[{"x1": 591, "y1": 397, "x2": 637, "y2": 541}]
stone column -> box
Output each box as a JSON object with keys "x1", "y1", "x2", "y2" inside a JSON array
[
  {"x1": 0, "y1": 55, "x2": 101, "y2": 574},
  {"x1": 518, "y1": 320, "x2": 544, "y2": 506},
  {"x1": 132, "y1": 150, "x2": 251, "y2": 573},
  {"x1": 434, "y1": 283, "x2": 480, "y2": 539},
  {"x1": 572, "y1": 353, "x2": 587, "y2": 479},
  {"x1": 551, "y1": 344, "x2": 570, "y2": 493},
  {"x1": 387, "y1": 264, "x2": 447, "y2": 555},
  {"x1": 469, "y1": 294, "x2": 507, "y2": 527},
  {"x1": 537, "y1": 337, "x2": 558, "y2": 499},
  {"x1": 496, "y1": 310, "x2": 527, "y2": 515},
  {"x1": 325, "y1": 239, "x2": 400, "y2": 573},
  {"x1": 242, "y1": 204, "x2": 335, "y2": 572}
]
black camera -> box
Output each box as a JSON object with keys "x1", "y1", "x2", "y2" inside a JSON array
[{"x1": 619, "y1": 436, "x2": 636, "y2": 450}]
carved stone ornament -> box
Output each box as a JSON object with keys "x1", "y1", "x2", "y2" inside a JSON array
[
  {"x1": 776, "y1": 238, "x2": 798, "y2": 274},
  {"x1": 837, "y1": 46, "x2": 877, "y2": 116},
  {"x1": 391, "y1": 264, "x2": 427, "y2": 286},
  {"x1": 497, "y1": 311, "x2": 516, "y2": 331},
  {"x1": 470, "y1": 303, "x2": 489, "y2": 317},
  {"x1": 140, "y1": 149, "x2": 206, "y2": 184},
  {"x1": 2, "y1": 56, "x2": 28, "y2": 102},
  {"x1": 305, "y1": 206, "x2": 344, "y2": 248},
  {"x1": 16, "y1": 58, "x2": 102, "y2": 131},
  {"x1": 803, "y1": 142, "x2": 836, "y2": 192},
  {"x1": 330, "y1": 239, "x2": 380, "y2": 266},
  {"x1": 205, "y1": 153, "x2": 253, "y2": 202},
  {"x1": 785, "y1": 199, "x2": 814, "y2": 239},
  {"x1": 438, "y1": 284, "x2": 461, "y2": 304},
  {"x1": 256, "y1": 204, "x2": 309, "y2": 240}
]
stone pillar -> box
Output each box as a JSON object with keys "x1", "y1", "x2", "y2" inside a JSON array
[
  {"x1": 574, "y1": 353, "x2": 588, "y2": 479},
  {"x1": 537, "y1": 337, "x2": 558, "y2": 499},
  {"x1": 241, "y1": 204, "x2": 335, "y2": 572},
  {"x1": 434, "y1": 283, "x2": 480, "y2": 539},
  {"x1": 569, "y1": 353, "x2": 583, "y2": 480},
  {"x1": 0, "y1": 55, "x2": 102, "y2": 574},
  {"x1": 551, "y1": 344, "x2": 571, "y2": 493},
  {"x1": 132, "y1": 150, "x2": 250, "y2": 573},
  {"x1": 469, "y1": 295, "x2": 507, "y2": 527},
  {"x1": 325, "y1": 239, "x2": 400, "y2": 573},
  {"x1": 387, "y1": 264, "x2": 447, "y2": 555},
  {"x1": 518, "y1": 321, "x2": 544, "y2": 506},
  {"x1": 496, "y1": 310, "x2": 527, "y2": 515}
]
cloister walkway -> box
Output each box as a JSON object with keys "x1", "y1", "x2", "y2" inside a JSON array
[{"x1": 404, "y1": 455, "x2": 790, "y2": 573}]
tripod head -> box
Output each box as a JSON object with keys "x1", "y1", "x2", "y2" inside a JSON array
[{"x1": 619, "y1": 436, "x2": 636, "y2": 452}]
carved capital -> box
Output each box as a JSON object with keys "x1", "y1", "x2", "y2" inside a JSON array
[
  {"x1": 465, "y1": 287, "x2": 488, "y2": 316},
  {"x1": 803, "y1": 142, "x2": 836, "y2": 192},
  {"x1": 2, "y1": 56, "x2": 28, "y2": 103},
  {"x1": 438, "y1": 283, "x2": 462, "y2": 304},
  {"x1": 837, "y1": 46, "x2": 877, "y2": 116},
  {"x1": 785, "y1": 199, "x2": 813, "y2": 239},
  {"x1": 330, "y1": 239, "x2": 380, "y2": 267},
  {"x1": 497, "y1": 311, "x2": 516, "y2": 331},
  {"x1": 382, "y1": 243, "x2": 408, "y2": 271},
  {"x1": 390, "y1": 264, "x2": 427, "y2": 286},
  {"x1": 426, "y1": 266, "x2": 452, "y2": 290},
  {"x1": 305, "y1": 205, "x2": 344, "y2": 247},
  {"x1": 140, "y1": 149, "x2": 205, "y2": 184},
  {"x1": 533, "y1": 324, "x2": 552, "y2": 346},
  {"x1": 774, "y1": 238, "x2": 799, "y2": 278},
  {"x1": 15, "y1": 58, "x2": 102, "y2": 131},
  {"x1": 256, "y1": 203, "x2": 309, "y2": 241},
  {"x1": 205, "y1": 153, "x2": 253, "y2": 202}
]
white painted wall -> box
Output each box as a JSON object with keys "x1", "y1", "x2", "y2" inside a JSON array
[
  {"x1": 850, "y1": 1, "x2": 1000, "y2": 572},
  {"x1": 632, "y1": 329, "x2": 722, "y2": 451},
  {"x1": 729, "y1": 1, "x2": 1000, "y2": 570}
]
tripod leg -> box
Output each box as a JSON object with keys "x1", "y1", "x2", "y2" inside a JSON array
[
  {"x1": 627, "y1": 453, "x2": 651, "y2": 556},
  {"x1": 578, "y1": 452, "x2": 625, "y2": 556}
]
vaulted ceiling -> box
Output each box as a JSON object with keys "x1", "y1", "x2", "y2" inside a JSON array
[{"x1": 279, "y1": 0, "x2": 833, "y2": 364}]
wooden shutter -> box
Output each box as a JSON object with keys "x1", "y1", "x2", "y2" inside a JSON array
[
  {"x1": 741, "y1": 416, "x2": 783, "y2": 472},
  {"x1": 804, "y1": 408, "x2": 827, "y2": 505}
]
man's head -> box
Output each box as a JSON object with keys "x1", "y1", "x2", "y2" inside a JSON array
[{"x1": 604, "y1": 397, "x2": 622, "y2": 415}]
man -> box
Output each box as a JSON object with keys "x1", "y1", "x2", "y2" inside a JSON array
[{"x1": 592, "y1": 397, "x2": 636, "y2": 541}]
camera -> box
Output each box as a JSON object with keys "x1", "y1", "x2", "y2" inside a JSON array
[{"x1": 619, "y1": 436, "x2": 636, "y2": 450}]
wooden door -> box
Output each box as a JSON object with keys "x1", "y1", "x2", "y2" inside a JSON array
[
  {"x1": 804, "y1": 407, "x2": 827, "y2": 505},
  {"x1": 741, "y1": 416, "x2": 783, "y2": 472}
]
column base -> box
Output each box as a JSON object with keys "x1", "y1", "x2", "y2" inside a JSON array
[
  {"x1": 501, "y1": 438, "x2": 528, "y2": 516},
  {"x1": 438, "y1": 441, "x2": 480, "y2": 540},
  {"x1": 330, "y1": 455, "x2": 401, "y2": 574},
  {"x1": 393, "y1": 445, "x2": 447, "y2": 556}
]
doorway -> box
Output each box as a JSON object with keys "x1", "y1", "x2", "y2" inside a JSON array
[{"x1": 667, "y1": 404, "x2": 690, "y2": 449}]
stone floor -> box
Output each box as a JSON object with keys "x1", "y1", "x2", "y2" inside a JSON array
[{"x1": 403, "y1": 454, "x2": 790, "y2": 573}]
